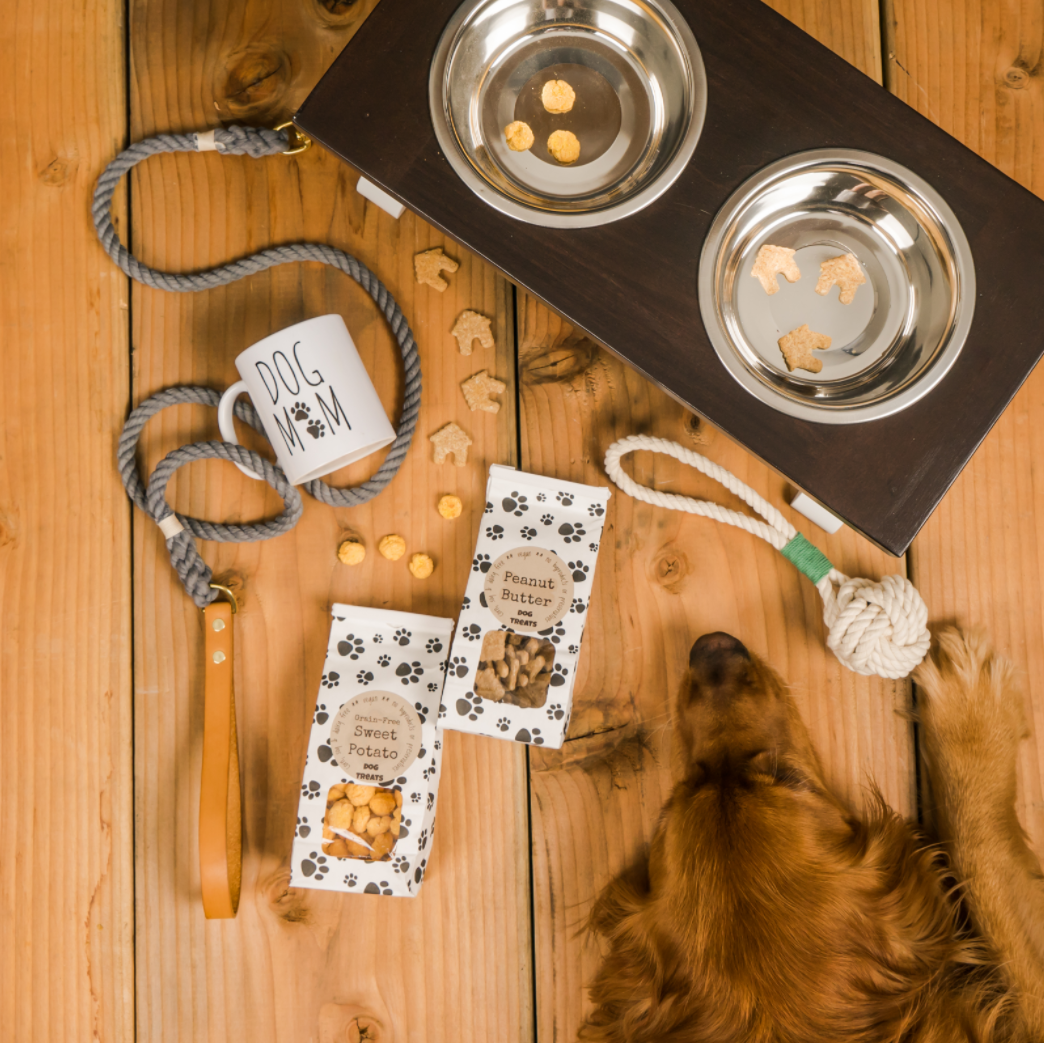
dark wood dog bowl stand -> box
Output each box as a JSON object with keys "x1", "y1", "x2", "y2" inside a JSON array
[{"x1": 295, "y1": 0, "x2": 1044, "y2": 555}]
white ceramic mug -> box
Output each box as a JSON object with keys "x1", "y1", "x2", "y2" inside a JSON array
[{"x1": 218, "y1": 314, "x2": 396, "y2": 485}]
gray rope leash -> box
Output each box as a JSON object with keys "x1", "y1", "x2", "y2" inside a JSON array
[
  {"x1": 119, "y1": 386, "x2": 303, "y2": 607},
  {"x1": 99, "y1": 125, "x2": 424, "y2": 605},
  {"x1": 94, "y1": 124, "x2": 422, "y2": 509}
]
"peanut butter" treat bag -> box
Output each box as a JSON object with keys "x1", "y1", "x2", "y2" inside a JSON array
[
  {"x1": 291, "y1": 604, "x2": 454, "y2": 896},
  {"x1": 440, "y1": 465, "x2": 610, "y2": 748}
]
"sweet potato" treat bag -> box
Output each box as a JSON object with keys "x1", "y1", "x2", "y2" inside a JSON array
[
  {"x1": 440, "y1": 465, "x2": 610, "y2": 748},
  {"x1": 291, "y1": 604, "x2": 454, "y2": 897}
]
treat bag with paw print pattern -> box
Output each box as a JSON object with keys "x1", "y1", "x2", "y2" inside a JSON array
[
  {"x1": 291, "y1": 605, "x2": 454, "y2": 896},
  {"x1": 440, "y1": 464, "x2": 610, "y2": 749}
]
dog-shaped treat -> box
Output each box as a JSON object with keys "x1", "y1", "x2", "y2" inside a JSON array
[{"x1": 582, "y1": 629, "x2": 1044, "y2": 1042}]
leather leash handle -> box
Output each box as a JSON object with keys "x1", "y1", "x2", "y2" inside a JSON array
[{"x1": 200, "y1": 596, "x2": 242, "y2": 918}]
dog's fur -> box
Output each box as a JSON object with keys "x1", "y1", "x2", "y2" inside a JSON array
[{"x1": 580, "y1": 628, "x2": 1044, "y2": 1042}]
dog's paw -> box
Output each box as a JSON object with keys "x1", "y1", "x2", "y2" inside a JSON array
[{"x1": 915, "y1": 627, "x2": 1026, "y2": 766}]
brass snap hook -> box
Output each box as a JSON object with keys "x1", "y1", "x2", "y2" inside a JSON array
[
  {"x1": 207, "y1": 583, "x2": 238, "y2": 613},
  {"x1": 274, "y1": 120, "x2": 313, "y2": 156}
]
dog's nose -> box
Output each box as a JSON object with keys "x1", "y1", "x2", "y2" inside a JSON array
[{"x1": 689, "y1": 632, "x2": 750, "y2": 666}]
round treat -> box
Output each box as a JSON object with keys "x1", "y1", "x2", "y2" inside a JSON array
[
  {"x1": 346, "y1": 783, "x2": 376, "y2": 807},
  {"x1": 337, "y1": 538, "x2": 366, "y2": 565},
  {"x1": 408, "y1": 553, "x2": 435, "y2": 580},
  {"x1": 378, "y1": 534, "x2": 406, "y2": 561},
  {"x1": 438, "y1": 494, "x2": 463, "y2": 519},
  {"x1": 326, "y1": 799, "x2": 354, "y2": 830},
  {"x1": 369, "y1": 791, "x2": 397, "y2": 816},
  {"x1": 541, "y1": 79, "x2": 576, "y2": 114},
  {"x1": 503, "y1": 120, "x2": 534, "y2": 152},
  {"x1": 547, "y1": 130, "x2": 580, "y2": 165}
]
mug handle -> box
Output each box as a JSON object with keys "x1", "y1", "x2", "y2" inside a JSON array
[{"x1": 217, "y1": 381, "x2": 265, "y2": 481}]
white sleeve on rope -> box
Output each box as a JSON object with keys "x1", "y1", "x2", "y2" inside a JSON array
[{"x1": 603, "y1": 435, "x2": 931, "y2": 680}]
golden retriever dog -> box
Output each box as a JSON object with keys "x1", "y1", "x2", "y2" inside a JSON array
[{"x1": 581, "y1": 629, "x2": 1044, "y2": 1042}]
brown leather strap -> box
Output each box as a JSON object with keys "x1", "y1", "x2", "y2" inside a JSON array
[{"x1": 199, "y1": 600, "x2": 242, "y2": 918}]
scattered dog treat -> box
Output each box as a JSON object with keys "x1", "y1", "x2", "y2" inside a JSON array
[
  {"x1": 548, "y1": 129, "x2": 581, "y2": 164},
  {"x1": 541, "y1": 79, "x2": 576, "y2": 113},
  {"x1": 429, "y1": 422, "x2": 473, "y2": 466},
  {"x1": 292, "y1": 604, "x2": 454, "y2": 897},
  {"x1": 322, "y1": 783, "x2": 402, "y2": 861},
  {"x1": 460, "y1": 370, "x2": 506, "y2": 414},
  {"x1": 437, "y1": 494, "x2": 463, "y2": 519},
  {"x1": 815, "y1": 253, "x2": 867, "y2": 304},
  {"x1": 440, "y1": 464, "x2": 611, "y2": 749},
  {"x1": 504, "y1": 120, "x2": 535, "y2": 151},
  {"x1": 751, "y1": 244, "x2": 801, "y2": 295},
  {"x1": 778, "y1": 324, "x2": 831, "y2": 374},
  {"x1": 475, "y1": 630, "x2": 556, "y2": 708},
  {"x1": 378, "y1": 534, "x2": 406, "y2": 561},
  {"x1": 414, "y1": 247, "x2": 459, "y2": 292},
  {"x1": 408, "y1": 553, "x2": 435, "y2": 580},
  {"x1": 451, "y1": 310, "x2": 495, "y2": 355},
  {"x1": 337, "y1": 538, "x2": 366, "y2": 566}
]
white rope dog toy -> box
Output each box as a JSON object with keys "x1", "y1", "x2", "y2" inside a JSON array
[{"x1": 604, "y1": 435, "x2": 930, "y2": 680}]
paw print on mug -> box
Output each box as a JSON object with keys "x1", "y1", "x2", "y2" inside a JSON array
[
  {"x1": 502, "y1": 492, "x2": 529, "y2": 516},
  {"x1": 306, "y1": 418, "x2": 326, "y2": 440},
  {"x1": 291, "y1": 401, "x2": 311, "y2": 422}
]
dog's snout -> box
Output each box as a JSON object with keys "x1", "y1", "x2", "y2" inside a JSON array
[{"x1": 690, "y1": 632, "x2": 750, "y2": 667}]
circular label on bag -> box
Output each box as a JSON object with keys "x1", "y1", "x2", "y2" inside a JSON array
[
  {"x1": 330, "y1": 691, "x2": 422, "y2": 783},
  {"x1": 483, "y1": 546, "x2": 573, "y2": 631}
]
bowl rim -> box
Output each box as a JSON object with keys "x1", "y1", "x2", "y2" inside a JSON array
[
  {"x1": 697, "y1": 148, "x2": 976, "y2": 425},
  {"x1": 428, "y1": 0, "x2": 707, "y2": 228}
]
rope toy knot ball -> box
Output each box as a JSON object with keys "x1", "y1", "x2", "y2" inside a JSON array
[
  {"x1": 603, "y1": 434, "x2": 931, "y2": 680},
  {"x1": 820, "y1": 573, "x2": 930, "y2": 680}
]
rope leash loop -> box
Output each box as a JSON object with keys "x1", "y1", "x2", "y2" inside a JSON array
[
  {"x1": 604, "y1": 434, "x2": 930, "y2": 680},
  {"x1": 118, "y1": 386, "x2": 302, "y2": 607},
  {"x1": 94, "y1": 125, "x2": 421, "y2": 510}
]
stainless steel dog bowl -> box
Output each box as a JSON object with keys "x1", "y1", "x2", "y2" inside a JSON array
[
  {"x1": 429, "y1": 0, "x2": 706, "y2": 227},
  {"x1": 698, "y1": 149, "x2": 975, "y2": 424}
]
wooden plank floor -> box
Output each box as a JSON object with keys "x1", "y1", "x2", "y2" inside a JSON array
[{"x1": 3, "y1": 0, "x2": 1043, "y2": 1039}]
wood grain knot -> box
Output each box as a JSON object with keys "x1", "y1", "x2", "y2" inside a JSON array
[
  {"x1": 1004, "y1": 66, "x2": 1031, "y2": 89},
  {"x1": 218, "y1": 46, "x2": 291, "y2": 118},
  {"x1": 38, "y1": 155, "x2": 76, "y2": 187},
  {"x1": 522, "y1": 337, "x2": 598, "y2": 384},
  {"x1": 263, "y1": 867, "x2": 311, "y2": 923},
  {"x1": 650, "y1": 545, "x2": 689, "y2": 592},
  {"x1": 319, "y1": 1004, "x2": 387, "y2": 1043}
]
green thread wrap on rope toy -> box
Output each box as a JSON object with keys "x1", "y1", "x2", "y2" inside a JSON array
[{"x1": 781, "y1": 533, "x2": 834, "y2": 585}]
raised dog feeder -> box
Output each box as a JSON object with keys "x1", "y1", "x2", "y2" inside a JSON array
[
  {"x1": 295, "y1": 0, "x2": 1044, "y2": 555},
  {"x1": 429, "y1": 0, "x2": 706, "y2": 227}
]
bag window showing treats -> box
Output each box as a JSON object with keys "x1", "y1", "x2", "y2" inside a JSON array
[
  {"x1": 440, "y1": 465, "x2": 610, "y2": 748},
  {"x1": 291, "y1": 604, "x2": 454, "y2": 896}
]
